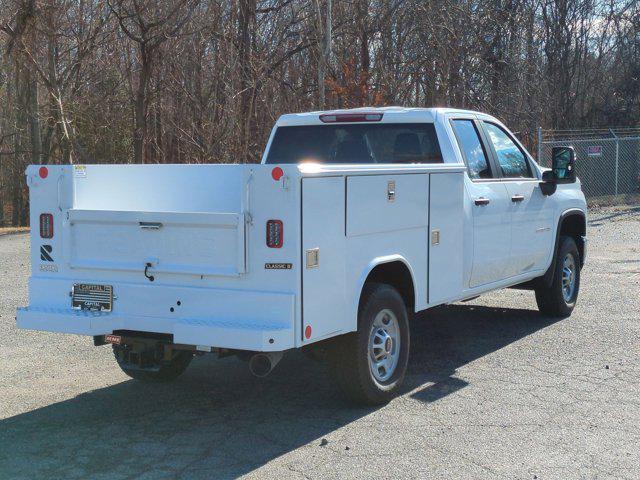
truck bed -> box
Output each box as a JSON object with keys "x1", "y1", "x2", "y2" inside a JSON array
[{"x1": 18, "y1": 162, "x2": 466, "y2": 352}]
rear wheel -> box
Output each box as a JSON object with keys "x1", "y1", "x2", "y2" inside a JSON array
[
  {"x1": 329, "y1": 283, "x2": 410, "y2": 405},
  {"x1": 113, "y1": 345, "x2": 193, "y2": 382},
  {"x1": 535, "y1": 236, "x2": 581, "y2": 317}
]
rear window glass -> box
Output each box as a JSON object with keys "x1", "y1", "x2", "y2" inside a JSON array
[{"x1": 265, "y1": 123, "x2": 443, "y2": 164}]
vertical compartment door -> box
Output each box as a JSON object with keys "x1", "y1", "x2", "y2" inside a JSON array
[
  {"x1": 429, "y1": 172, "x2": 465, "y2": 305},
  {"x1": 301, "y1": 177, "x2": 347, "y2": 342}
]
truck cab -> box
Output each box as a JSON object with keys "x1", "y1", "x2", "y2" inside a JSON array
[{"x1": 17, "y1": 107, "x2": 586, "y2": 404}]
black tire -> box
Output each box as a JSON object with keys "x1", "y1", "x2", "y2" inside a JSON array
[
  {"x1": 535, "y1": 236, "x2": 581, "y2": 317},
  {"x1": 329, "y1": 282, "x2": 410, "y2": 405},
  {"x1": 113, "y1": 345, "x2": 193, "y2": 382}
]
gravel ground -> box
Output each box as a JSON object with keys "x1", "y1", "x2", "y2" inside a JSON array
[{"x1": 1, "y1": 207, "x2": 639, "y2": 480}]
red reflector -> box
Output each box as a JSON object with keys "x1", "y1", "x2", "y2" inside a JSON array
[
  {"x1": 105, "y1": 334, "x2": 122, "y2": 345},
  {"x1": 319, "y1": 113, "x2": 383, "y2": 123},
  {"x1": 305, "y1": 325, "x2": 312, "y2": 339},
  {"x1": 271, "y1": 167, "x2": 284, "y2": 181},
  {"x1": 39, "y1": 166, "x2": 48, "y2": 179},
  {"x1": 39, "y1": 213, "x2": 54, "y2": 239},
  {"x1": 266, "y1": 220, "x2": 283, "y2": 248}
]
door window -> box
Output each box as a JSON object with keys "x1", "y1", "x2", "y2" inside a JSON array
[
  {"x1": 451, "y1": 120, "x2": 493, "y2": 179},
  {"x1": 483, "y1": 123, "x2": 532, "y2": 178}
]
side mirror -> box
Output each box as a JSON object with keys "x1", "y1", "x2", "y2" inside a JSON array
[
  {"x1": 541, "y1": 170, "x2": 555, "y2": 182},
  {"x1": 540, "y1": 170, "x2": 557, "y2": 196},
  {"x1": 551, "y1": 146, "x2": 576, "y2": 184}
]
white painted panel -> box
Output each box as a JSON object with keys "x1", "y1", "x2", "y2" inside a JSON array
[
  {"x1": 504, "y1": 181, "x2": 554, "y2": 276},
  {"x1": 345, "y1": 229, "x2": 428, "y2": 322},
  {"x1": 68, "y1": 209, "x2": 244, "y2": 277},
  {"x1": 72, "y1": 164, "x2": 246, "y2": 213},
  {"x1": 344, "y1": 172, "x2": 430, "y2": 322},
  {"x1": 468, "y1": 181, "x2": 512, "y2": 287},
  {"x1": 428, "y1": 172, "x2": 465, "y2": 305},
  {"x1": 302, "y1": 177, "x2": 347, "y2": 342},
  {"x1": 346, "y1": 174, "x2": 429, "y2": 237},
  {"x1": 20, "y1": 277, "x2": 296, "y2": 351}
]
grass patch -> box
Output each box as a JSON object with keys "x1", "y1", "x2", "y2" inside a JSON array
[{"x1": 0, "y1": 227, "x2": 30, "y2": 236}]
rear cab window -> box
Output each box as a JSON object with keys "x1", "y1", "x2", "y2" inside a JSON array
[{"x1": 265, "y1": 123, "x2": 443, "y2": 164}]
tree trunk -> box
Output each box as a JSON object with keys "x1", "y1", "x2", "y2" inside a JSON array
[
  {"x1": 26, "y1": 71, "x2": 41, "y2": 164},
  {"x1": 134, "y1": 46, "x2": 152, "y2": 164},
  {"x1": 237, "y1": 0, "x2": 255, "y2": 163}
]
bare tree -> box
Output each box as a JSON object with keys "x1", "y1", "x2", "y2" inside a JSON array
[
  {"x1": 108, "y1": 0, "x2": 199, "y2": 163},
  {"x1": 1, "y1": 0, "x2": 638, "y2": 225}
]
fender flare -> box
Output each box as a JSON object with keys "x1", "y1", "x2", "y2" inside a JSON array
[{"x1": 542, "y1": 208, "x2": 586, "y2": 287}]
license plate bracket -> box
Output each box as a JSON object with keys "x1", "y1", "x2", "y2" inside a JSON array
[{"x1": 72, "y1": 283, "x2": 113, "y2": 312}]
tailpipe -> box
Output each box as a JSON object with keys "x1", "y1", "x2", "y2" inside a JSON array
[{"x1": 248, "y1": 351, "x2": 284, "y2": 378}]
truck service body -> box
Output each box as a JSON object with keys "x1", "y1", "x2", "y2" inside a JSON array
[{"x1": 17, "y1": 107, "x2": 587, "y2": 404}]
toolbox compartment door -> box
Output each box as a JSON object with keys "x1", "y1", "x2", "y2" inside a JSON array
[
  {"x1": 301, "y1": 177, "x2": 347, "y2": 341},
  {"x1": 68, "y1": 209, "x2": 246, "y2": 277}
]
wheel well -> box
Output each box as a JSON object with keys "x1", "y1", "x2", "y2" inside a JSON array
[
  {"x1": 560, "y1": 213, "x2": 586, "y2": 264},
  {"x1": 363, "y1": 261, "x2": 415, "y2": 311}
]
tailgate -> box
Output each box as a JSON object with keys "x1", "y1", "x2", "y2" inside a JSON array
[{"x1": 68, "y1": 209, "x2": 246, "y2": 276}]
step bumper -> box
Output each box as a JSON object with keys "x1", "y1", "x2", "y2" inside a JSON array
[{"x1": 17, "y1": 296, "x2": 295, "y2": 352}]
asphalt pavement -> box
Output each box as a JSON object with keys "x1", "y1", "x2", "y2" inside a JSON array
[{"x1": 1, "y1": 206, "x2": 638, "y2": 479}]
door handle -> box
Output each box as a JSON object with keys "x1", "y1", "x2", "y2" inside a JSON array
[
  {"x1": 511, "y1": 194, "x2": 525, "y2": 203},
  {"x1": 139, "y1": 222, "x2": 163, "y2": 230},
  {"x1": 474, "y1": 197, "x2": 490, "y2": 206}
]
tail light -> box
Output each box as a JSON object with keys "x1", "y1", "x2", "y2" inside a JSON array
[
  {"x1": 266, "y1": 220, "x2": 283, "y2": 248},
  {"x1": 40, "y1": 213, "x2": 54, "y2": 238}
]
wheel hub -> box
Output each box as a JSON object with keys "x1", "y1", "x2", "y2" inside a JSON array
[
  {"x1": 368, "y1": 309, "x2": 401, "y2": 382},
  {"x1": 561, "y1": 253, "x2": 576, "y2": 302}
]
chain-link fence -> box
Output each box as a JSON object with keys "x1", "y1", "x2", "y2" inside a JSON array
[{"x1": 537, "y1": 127, "x2": 640, "y2": 199}]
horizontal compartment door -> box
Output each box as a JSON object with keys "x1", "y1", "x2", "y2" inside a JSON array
[
  {"x1": 67, "y1": 209, "x2": 245, "y2": 277},
  {"x1": 346, "y1": 174, "x2": 429, "y2": 237}
]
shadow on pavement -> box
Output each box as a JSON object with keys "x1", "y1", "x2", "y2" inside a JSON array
[
  {"x1": 407, "y1": 304, "x2": 559, "y2": 403},
  {"x1": 0, "y1": 303, "x2": 559, "y2": 479}
]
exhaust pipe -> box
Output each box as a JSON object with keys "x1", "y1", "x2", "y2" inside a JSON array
[{"x1": 248, "y1": 351, "x2": 284, "y2": 377}]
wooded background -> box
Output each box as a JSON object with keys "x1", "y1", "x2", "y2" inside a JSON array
[{"x1": 1, "y1": 0, "x2": 638, "y2": 226}]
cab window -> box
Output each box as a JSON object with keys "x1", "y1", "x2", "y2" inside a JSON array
[
  {"x1": 483, "y1": 123, "x2": 532, "y2": 178},
  {"x1": 451, "y1": 119, "x2": 493, "y2": 179}
]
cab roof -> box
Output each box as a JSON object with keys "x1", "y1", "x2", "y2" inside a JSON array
[{"x1": 275, "y1": 107, "x2": 493, "y2": 127}]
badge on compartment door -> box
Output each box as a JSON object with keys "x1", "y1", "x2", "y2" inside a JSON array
[
  {"x1": 265, "y1": 263, "x2": 293, "y2": 270},
  {"x1": 72, "y1": 283, "x2": 113, "y2": 312}
]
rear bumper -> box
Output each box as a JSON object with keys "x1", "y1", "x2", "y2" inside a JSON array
[{"x1": 17, "y1": 279, "x2": 296, "y2": 352}]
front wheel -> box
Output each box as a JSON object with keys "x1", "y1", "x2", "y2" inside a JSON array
[
  {"x1": 329, "y1": 283, "x2": 410, "y2": 405},
  {"x1": 535, "y1": 235, "x2": 581, "y2": 317}
]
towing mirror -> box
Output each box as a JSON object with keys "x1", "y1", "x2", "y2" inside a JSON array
[{"x1": 551, "y1": 146, "x2": 576, "y2": 184}]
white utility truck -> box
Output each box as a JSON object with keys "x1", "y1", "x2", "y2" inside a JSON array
[{"x1": 17, "y1": 108, "x2": 587, "y2": 404}]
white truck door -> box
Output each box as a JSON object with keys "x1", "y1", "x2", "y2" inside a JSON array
[
  {"x1": 450, "y1": 118, "x2": 512, "y2": 287},
  {"x1": 480, "y1": 121, "x2": 555, "y2": 276},
  {"x1": 503, "y1": 180, "x2": 554, "y2": 275},
  {"x1": 301, "y1": 176, "x2": 347, "y2": 342}
]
